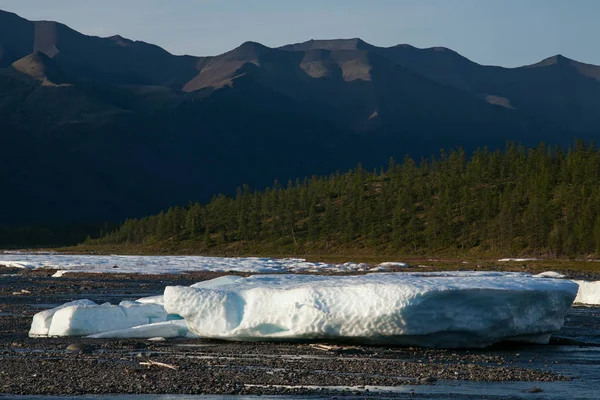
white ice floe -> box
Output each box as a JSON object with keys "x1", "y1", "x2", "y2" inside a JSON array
[
  {"x1": 377, "y1": 262, "x2": 409, "y2": 268},
  {"x1": 164, "y1": 273, "x2": 578, "y2": 348},
  {"x1": 30, "y1": 276, "x2": 247, "y2": 338},
  {"x1": 0, "y1": 254, "x2": 380, "y2": 274},
  {"x1": 190, "y1": 275, "x2": 245, "y2": 288},
  {"x1": 534, "y1": 271, "x2": 567, "y2": 279},
  {"x1": 573, "y1": 280, "x2": 600, "y2": 305},
  {"x1": 30, "y1": 272, "x2": 589, "y2": 346},
  {"x1": 87, "y1": 320, "x2": 198, "y2": 339},
  {"x1": 1, "y1": 261, "x2": 39, "y2": 269},
  {"x1": 134, "y1": 276, "x2": 246, "y2": 306},
  {"x1": 1, "y1": 250, "x2": 56, "y2": 255},
  {"x1": 32, "y1": 301, "x2": 169, "y2": 337},
  {"x1": 368, "y1": 266, "x2": 392, "y2": 272},
  {"x1": 135, "y1": 295, "x2": 165, "y2": 305},
  {"x1": 532, "y1": 272, "x2": 600, "y2": 305},
  {"x1": 29, "y1": 299, "x2": 97, "y2": 337},
  {"x1": 497, "y1": 258, "x2": 539, "y2": 262}
]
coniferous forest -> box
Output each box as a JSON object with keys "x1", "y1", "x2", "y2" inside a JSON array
[{"x1": 86, "y1": 142, "x2": 600, "y2": 257}]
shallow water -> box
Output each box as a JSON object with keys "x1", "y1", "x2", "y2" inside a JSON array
[{"x1": 555, "y1": 305, "x2": 600, "y2": 345}]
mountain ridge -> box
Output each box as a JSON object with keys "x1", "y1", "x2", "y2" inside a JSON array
[{"x1": 0, "y1": 8, "x2": 598, "y2": 240}]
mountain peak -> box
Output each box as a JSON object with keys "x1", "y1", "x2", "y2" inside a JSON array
[
  {"x1": 526, "y1": 54, "x2": 600, "y2": 81},
  {"x1": 393, "y1": 44, "x2": 416, "y2": 49},
  {"x1": 225, "y1": 41, "x2": 270, "y2": 60},
  {"x1": 108, "y1": 34, "x2": 134, "y2": 46},
  {"x1": 11, "y1": 51, "x2": 71, "y2": 85},
  {"x1": 280, "y1": 38, "x2": 372, "y2": 52},
  {"x1": 530, "y1": 54, "x2": 575, "y2": 68}
]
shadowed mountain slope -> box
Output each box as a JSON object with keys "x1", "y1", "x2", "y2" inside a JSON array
[
  {"x1": 0, "y1": 10, "x2": 202, "y2": 86},
  {"x1": 0, "y1": 9, "x2": 597, "y2": 235},
  {"x1": 281, "y1": 39, "x2": 600, "y2": 135},
  {"x1": 11, "y1": 51, "x2": 72, "y2": 85},
  {"x1": 185, "y1": 41, "x2": 547, "y2": 138}
]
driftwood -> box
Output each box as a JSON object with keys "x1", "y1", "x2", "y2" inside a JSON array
[
  {"x1": 309, "y1": 344, "x2": 336, "y2": 351},
  {"x1": 309, "y1": 343, "x2": 365, "y2": 354},
  {"x1": 140, "y1": 360, "x2": 179, "y2": 370}
]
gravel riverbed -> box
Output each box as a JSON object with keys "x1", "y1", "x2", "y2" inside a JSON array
[{"x1": 0, "y1": 267, "x2": 595, "y2": 397}]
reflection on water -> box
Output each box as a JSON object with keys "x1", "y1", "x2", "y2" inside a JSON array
[{"x1": 556, "y1": 305, "x2": 600, "y2": 345}]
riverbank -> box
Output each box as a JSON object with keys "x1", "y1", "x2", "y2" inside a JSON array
[{"x1": 1, "y1": 268, "x2": 599, "y2": 396}]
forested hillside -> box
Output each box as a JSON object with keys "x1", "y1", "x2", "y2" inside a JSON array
[{"x1": 87, "y1": 142, "x2": 600, "y2": 257}]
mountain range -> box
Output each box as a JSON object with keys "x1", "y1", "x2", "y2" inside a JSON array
[{"x1": 1, "y1": 9, "x2": 599, "y2": 230}]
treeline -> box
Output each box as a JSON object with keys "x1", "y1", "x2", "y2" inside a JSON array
[{"x1": 87, "y1": 141, "x2": 600, "y2": 256}]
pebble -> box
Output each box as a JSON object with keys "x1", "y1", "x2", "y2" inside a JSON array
[{"x1": 66, "y1": 343, "x2": 94, "y2": 354}]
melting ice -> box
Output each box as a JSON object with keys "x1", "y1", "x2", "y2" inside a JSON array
[{"x1": 29, "y1": 272, "x2": 583, "y2": 348}]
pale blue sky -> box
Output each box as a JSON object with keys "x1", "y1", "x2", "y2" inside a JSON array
[{"x1": 0, "y1": 0, "x2": 598, "y2": 67}]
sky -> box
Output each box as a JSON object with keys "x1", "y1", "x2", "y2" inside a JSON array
[{"x1": 0, "y1": 0, "x2": 598, "y2": 67}]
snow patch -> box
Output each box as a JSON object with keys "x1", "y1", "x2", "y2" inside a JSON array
[{"x1": 498, "y1": 258, "x2": 539, "y2": 262}]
